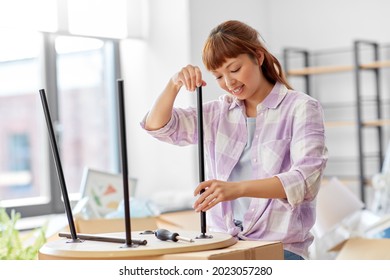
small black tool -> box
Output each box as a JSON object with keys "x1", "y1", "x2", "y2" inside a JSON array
[{"x1": 155, "y1": 229, "x2": 194, "y2": 243}]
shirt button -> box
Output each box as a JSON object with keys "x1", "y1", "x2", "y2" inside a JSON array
[{"x1": 253, "y1": 158, "x2": 257, "y2": 162}]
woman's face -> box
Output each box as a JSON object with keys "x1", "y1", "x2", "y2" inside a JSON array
[{"x1": 211, "y1": 53, "x2": 266, "y2": 101}]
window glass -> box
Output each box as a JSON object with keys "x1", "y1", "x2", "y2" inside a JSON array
[
  {"x1": 56, "y1": 36, "x2": 118, "y2": 196},
  {"x1": 0, "y1": 29, "x2": 50, "y2": 205}
]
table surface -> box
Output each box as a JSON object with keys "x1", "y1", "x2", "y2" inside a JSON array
[{"x1": 39, "y1": 230, "x2": 237, "y2": 260}]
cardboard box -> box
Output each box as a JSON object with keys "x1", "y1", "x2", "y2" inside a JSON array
[
  {"x1": 336, "y1": 237, "x2": 390, "y2": 259},
  {"x1": 47, "y1": 216, "x2": 158, "y2": 242},
  {"x1": 313, "y1": 211, "x2": 389, "y2": 259},
  {"x1": 317, "y1": 210, "x2": 386, "y2": 253},
  {"x1": 331, "y1": 214, "x2": 390, "y2": 259},
  {"x1": 68, "y1": 210, "x2": 198, "y2": 234},
  {"x1": 313, "y1": 178, "x2": 390, "y2": 259},
  {"x1": 74, "y1": 216, "x2": 158, "y2": 233},
  {"x1": 154, "y1": 240, "x2": 283, "y2": 260},
  {"x1": 156, "y1": 210, "x2": 200, "y2": 231}
]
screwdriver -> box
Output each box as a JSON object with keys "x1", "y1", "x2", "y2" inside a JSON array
[{"x1": 155, "y1": 229, "x2": 194, "y2": 243}]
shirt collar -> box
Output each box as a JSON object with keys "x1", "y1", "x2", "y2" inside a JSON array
[
  {"x1": 228, "y1": 82, "x2": 288, "y2": 111},
  {"x1": 258, "y1": 82, "x2": 288, "y2": 111}
]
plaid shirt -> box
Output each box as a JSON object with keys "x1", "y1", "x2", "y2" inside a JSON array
[{"x1": 141, "y1": 82, "x2": 328, "y2": 258}]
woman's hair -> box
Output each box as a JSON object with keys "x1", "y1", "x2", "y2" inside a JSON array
[{"x1": 202, "y1": 20, "x2": 292, "y2": 89}]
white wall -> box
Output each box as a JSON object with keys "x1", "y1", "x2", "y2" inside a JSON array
[
  {"x1": 266, "y1": 0, "x2": 390, "y2": 51},
  {"x1": 121, "y1": 0, "x2": 390, "y2": 210},
  {"x1": 120, "y1": 0, "x2": 195, "y2": 210}
]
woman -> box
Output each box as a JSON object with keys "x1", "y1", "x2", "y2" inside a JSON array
[{"x1": 141, "y1": 20, "x2": 328, "y2": 260}]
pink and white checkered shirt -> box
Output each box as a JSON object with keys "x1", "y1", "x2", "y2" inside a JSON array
[{"x1": 141, "y1": 82, "x2": 328, "y2": 259}]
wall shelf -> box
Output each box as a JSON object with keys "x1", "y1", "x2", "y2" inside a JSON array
[
  {"x1": 286, "y1": 61, "x2": 390, "y2": 76},
  {"x1": 362, "y1": 119, "x2": 390, "y2": 127},
  {"x1": 283, "y1": 41, "x2": 390, "y2": 203},
  {"x1": 324, "y1": 121, "x2": 355, "y2": 127},
  {"x1": 360, "y1": 60, "x2": 390, "y2": 69},
  {"x1": 287, "y1": 65, "x2": 354, "y2": 76}
]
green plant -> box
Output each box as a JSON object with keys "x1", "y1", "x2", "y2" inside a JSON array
[{"x1": 0, "y1": 208, "x2": 46, "y2": 260}]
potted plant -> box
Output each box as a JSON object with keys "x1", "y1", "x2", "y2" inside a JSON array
[{"x1": 0, "y1": 208, "x2": 46, "y2": 260}]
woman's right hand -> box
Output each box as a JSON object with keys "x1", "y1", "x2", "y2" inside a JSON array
[
  {"x1": 172, "y1": 64, "x2": 207, "y2": 92},
  {"x1": 144, "y1": 65, "x2": 207, "y2": 131}
]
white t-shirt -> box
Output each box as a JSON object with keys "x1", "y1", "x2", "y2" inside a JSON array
[{"x1": 228, "y1": 117, "x2": 256, "y2": 223}]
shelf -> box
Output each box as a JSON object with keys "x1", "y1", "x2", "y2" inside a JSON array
[
  {"x1": 323, "y1": 120, "x2": 390, "y2": 128},
  {"x1": 287, "y1": 65, "x2": 353, "y2": 76},
  {"x1": 362, "y1": 119, "x2": 390, "y2": 127},
  {"x1": 322, "y1": 176, "x2": 372, "y2": 187},
  {"x1": 287, "y1": 60, "x2": 390, "y2": 76},
  {"x1": 360, "y1": 60, "x2": 390, "y2": 69},
  {"x1": 283, "y1": 41, "x2": 390, "y2": 203},
  {"x1": 325, "y1": 121, "x2": 355, "y2": 127}
]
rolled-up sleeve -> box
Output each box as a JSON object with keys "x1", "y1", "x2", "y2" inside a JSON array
[
  {"x1": 140, "y1": 107, "x2": 198, "y2": 146},
  {"x1": 277, "y1": 99, "x2": 328, "y2": 207}
]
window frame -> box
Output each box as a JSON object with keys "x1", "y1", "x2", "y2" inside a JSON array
[{"x1": 3, "y1": 32, "x2": 121, "y2": 218}]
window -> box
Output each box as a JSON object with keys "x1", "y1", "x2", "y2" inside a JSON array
[
  {"x1": 0, "y1": 29, "x2": 50, "y2": 213},
  {"x1": 0, "y1": 0, "x2": 138, "y2": 218},
  {"x1": 0, "y1": 30, "x2": 120, "y2": 217},
  {"x1": 55, "y1": 36, "x2": 119, "y2": 196}
]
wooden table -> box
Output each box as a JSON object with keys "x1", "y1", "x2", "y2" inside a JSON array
[{"x1": 39, "y1": 230, "x2": 237, "y2": 260}]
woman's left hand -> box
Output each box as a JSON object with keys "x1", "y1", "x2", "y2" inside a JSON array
[{"x1": 193, "y1": 179, "x2": 241, "y2": 212}]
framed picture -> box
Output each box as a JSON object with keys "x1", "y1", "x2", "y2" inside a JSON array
[{"x1": 79, "y1": 167, "x2": 137, "y2": 218}]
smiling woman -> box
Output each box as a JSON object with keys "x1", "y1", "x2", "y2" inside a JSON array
[{"x1": 141, "y1": 20, "x2": 328, "y2": 260}]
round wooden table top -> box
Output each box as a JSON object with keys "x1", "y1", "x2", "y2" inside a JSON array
[{"x1": 39, "y1": 230, "x2": 237, "y2": 260}]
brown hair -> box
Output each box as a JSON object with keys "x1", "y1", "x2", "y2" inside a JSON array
[{"x1": 202, "y1": 20, "x2": 292, "y2": 89}]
